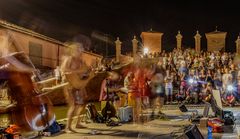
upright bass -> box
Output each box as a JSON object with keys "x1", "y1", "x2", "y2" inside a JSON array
[{"x1": 0, "y1": 52, "x2": 55, "y2": 132}]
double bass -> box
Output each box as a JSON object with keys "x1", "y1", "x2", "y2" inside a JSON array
[{"x1": 0, "y1": 52, "x2": 55, "y2": 132}]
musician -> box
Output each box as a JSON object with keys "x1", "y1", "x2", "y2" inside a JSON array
[
  {"x1": 123, "y1": 72, "x2": 134, "y2": 106},
  {"x1": 61, "y1": 42, "x2": 91, "y2": 133},
  {"x1": 150, "y1": 72, "x2": 165, "y2": 116},
  {"x1": 99, "y1": 71, "x2": 121, "y2": 110},
  {"x1": 127, "y1": 69, "x2": 142, "y2": 123}
]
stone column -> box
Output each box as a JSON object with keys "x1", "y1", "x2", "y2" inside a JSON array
[
  {"x1": 132, "y1": 35, "x2": 138, "y2": 59},
  {"x1": 194, "y1": 30, "x2": 202, "y2": 52},
  {"x1": 176, "y1": 31, "x2": 183, "y2": 50},
  {"x1": 115, "y1": 37, "x2": 122, "y2": 63},
  {"x1": 236, "y1": 35, "x2": 240, "y2": 54}
]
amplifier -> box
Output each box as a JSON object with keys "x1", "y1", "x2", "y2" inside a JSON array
[{"x1": 118, "y1": 106, "x2": 133, "y2": 122}]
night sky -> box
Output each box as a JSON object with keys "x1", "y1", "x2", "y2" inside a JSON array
[{"x1": 0, "y1": 0, "x2": 240, "y2": 54}]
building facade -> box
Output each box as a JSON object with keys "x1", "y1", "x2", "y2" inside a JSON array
[
  {"x1": 0, "y1": 20, "x2": 102, "y2": 69},
  {"x1": 140, "y1": 30, "x2": 163, "y2": 53},
  {"x1": 205, "y1": 29, "x2": 227, "y2": 52}
]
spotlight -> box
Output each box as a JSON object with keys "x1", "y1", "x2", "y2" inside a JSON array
[
  {"x1": 189, "y1": 78, "x2": 194, "y2": 84},
  {"x1": 227, "y1": 85, "x2": 234, "y2": 91}
]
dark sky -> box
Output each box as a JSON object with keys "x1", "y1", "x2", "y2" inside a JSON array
[{"x1": 0, "y1": 0, "x2": 240, "y2": 53}]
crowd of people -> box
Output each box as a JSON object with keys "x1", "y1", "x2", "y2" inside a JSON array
[{"x1": 142, "y1": 48, "x2": 240, "y2": 107}]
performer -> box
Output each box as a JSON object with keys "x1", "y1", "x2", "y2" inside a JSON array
[
  {"x1": 150, "y1": 72, "x2": 165, "y2": 116},
  {"x1": 127, "y1": 69, "x2": 142, "y2": 123},
  {"x1": 140, "y1": 71, "x2": 151, "y2": 108},
  {"x1": 123, "y1": 72, "x2": 134, "y2": 106},
  {"x1": 61, "y1": 43, "x2": 92, "y2": 133},
  {"x1": 99, "y1": 71, "x2": 121, "y2": 111}
]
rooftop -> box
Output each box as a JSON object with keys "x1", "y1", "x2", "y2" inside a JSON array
[
  {"x1": 206, "y1": 27, "x2": 227, "y2": 35},
  {"x1": 0, "y1": 19, "x2": 102, "y2": 57},
  {"x1": 0, "y1": 19, "x2": 63, "y2": 45}
]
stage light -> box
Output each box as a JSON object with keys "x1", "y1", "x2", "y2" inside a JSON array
[{"x1": 143, "y1": 47, "x2": 149, "y2": 55}]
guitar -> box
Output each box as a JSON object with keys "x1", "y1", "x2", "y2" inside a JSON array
[{"x1": 64, "y1": 68, "x2": 96, "y2": 89}]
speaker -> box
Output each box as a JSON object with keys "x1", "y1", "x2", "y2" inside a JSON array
[
  {"x1": 185, "y1": 124, "x2": 204, "y2": 139},
  {"x1": 223, "y1": 110, "x2": 234, "y2": 125},
  {"x1": 179, "y1": 103, "x2": 188, "y2": 112}
]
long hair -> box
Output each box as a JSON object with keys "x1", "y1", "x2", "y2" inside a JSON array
[{"x1": 64, "y1": 42, "x2": 84, "y2": 56}]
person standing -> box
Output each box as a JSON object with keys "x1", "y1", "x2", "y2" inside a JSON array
[
  {"x1": 123, "y1": 72, "x2": 134, "y2": 106},
  {"x1": 164, "y1": 70, "x2": 173, "y2": 104},
  {"x1": 150, "y1": 72, "x2": 165, "y2": 115},
  {"x1": 99, "y1": 71, "x2": 121, "y2": 111},
  {"x1": 222, "y1": 68, "x2": 233, "y2": 93},
  {"x1": 61, "y1": 42, "x2": 93, "y2": 133}
]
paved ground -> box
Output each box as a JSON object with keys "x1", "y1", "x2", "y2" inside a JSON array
[
  {"x1": 38, "y1": 108, "x2": 239, "y2": 139},
  {"x1": 1, "y1": 103, "x2": 239, "y2": 138}
]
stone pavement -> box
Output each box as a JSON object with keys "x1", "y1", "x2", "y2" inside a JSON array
[{"x1": 41, "y1": 109, "x2": 239, "y2": 139}]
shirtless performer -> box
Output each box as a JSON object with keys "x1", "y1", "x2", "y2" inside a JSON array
[{"x1": 61, "y1": 42, "x2": 93, "y2": 133}]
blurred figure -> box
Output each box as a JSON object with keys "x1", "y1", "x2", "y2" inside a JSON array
[
  {"x1": 139, "y1": 71, "x2": 151, "y2": 108},
  {"x1": 199, "y1": 83, "x2": 212, "y2": 103},
  {"x1": 54, "y1": 66, "x2": 62, "y2": 85},
  {"x1": 236, "y1": 71, "x2": 240, "y2": 102},
  {"x1": 222, "y1": 84, "x2": 236, "y2": 107},
  {"x1": 150, "y1": 72, "x2": 165, "y2": 115},
  {"x1": 61, "y1": 42, "x2": 91, "y2": 133},
  {"x1": 176, "y1": 80, "x2": 186, "y2": 104},
  {"x1": 124, "y1": 72, "x2": 134, "y2": 106},
  {"x1": 99, "y1": 71, "x2": 121, "y2": 110},
  {"x1": 164, "y1": 70, "x2": 173, "y2": 104},
  {"x1": 213, "y1": 68, "x2": 223, "y2": 92},
  {"x1": 222, "y1": 68, "x2": 232, "y2": 93},
  {"x1": 186, "y1": 79, "x2": 199, "y2": 104}
]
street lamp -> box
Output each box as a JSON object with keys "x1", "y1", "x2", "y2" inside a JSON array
[{"x1": 143, "y1": 47, "x2": 149, "y2": 55}]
